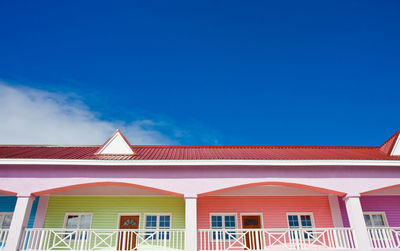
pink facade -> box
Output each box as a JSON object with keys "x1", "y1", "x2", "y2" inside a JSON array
[
  {"x1": 1, "y1": 130, "x2": 400, "y2": 251},
  {"x1": 198, "y1": 196, "x2": 334, "y2": 229},
  {"x1": 339, "y1": 195, "x2": 400, "y2": 227}
]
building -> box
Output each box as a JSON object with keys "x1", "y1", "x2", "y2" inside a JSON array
[{"x1": 1, "y1": 130, "x2": 400, "y2": 251}]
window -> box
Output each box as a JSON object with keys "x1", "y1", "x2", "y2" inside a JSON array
[
  {"x1": 210, "y1": 214, "x2": 237, "y2": 240},
  {"x1": 363, "y1": 212, "x2": 388, "y2": 227},
  {"x1": 287, "y1": 213, "x2": 314, "y2": 239},
  {"x1": 64, "y1": 213, "x2": 92, "y2": 240},
  {"x1": 0, "y1": 213, "x2": 13, "y2": 229},
  {"x1": 0, "y1": 213, "x2": 12, "y2": 243},
  {"x1": 144, "y1": 214, "x2": 171, "y2": 240}
]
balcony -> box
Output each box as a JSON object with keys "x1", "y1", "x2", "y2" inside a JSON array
[
  {"x1": 368, "y1": 227, "x2": 400, "y2": 249},
  {"x1": 198, "y1": 228, "x2": 356, "y2": 250},
  {"x1": 20, "y1": 229, "x2": 185, "y2": 251},
  {"x1": 0, "y1": 229, "x2": 9, "y2": 250}
]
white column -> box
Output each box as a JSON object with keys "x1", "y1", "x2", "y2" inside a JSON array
[
  {"x1": 344, "y1": 193, "x2": 371, "y2": 251},
  {"x1": 328, "y1": 195, "x2": 344, "y2": 227},
  {"x1": 5, "y1": 195, "x2": 34, "y2": 251},
  {"x1": 33, "y1": 196, "x2": 49, "y2": 228},
  {"x1": 185, "y1": 195, "x2": 197, "y2": 251}
]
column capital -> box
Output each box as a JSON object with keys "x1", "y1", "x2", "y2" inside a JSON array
[
  {"x1": 343, "y1": 193, "x2": 361, "y2": 201},
  {"x1": 16, "y1": 193, "x2": 34, "y2": 198},
  {"x1": 184, "y1": 194, "x2": 198, "y2": 199}
]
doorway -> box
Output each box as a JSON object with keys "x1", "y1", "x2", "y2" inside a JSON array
[
  {"x1": 118, "y1": 215, "x2": 140, "y2": 250},
  {"x1": 241, "y1": 215, "x2": 263, "y2": 250}
]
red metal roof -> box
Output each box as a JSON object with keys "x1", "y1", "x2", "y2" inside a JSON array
[{"x1": 0, "y1": 132, "x2": 398, "y2": 161}]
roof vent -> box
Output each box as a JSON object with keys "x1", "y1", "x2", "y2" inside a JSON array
[{"x1": 95, "y1": 129, "x2": 135, "y2": 155}]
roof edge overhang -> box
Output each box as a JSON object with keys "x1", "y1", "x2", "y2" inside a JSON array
[{"x1": 0, "y1": 159, "x2": 400, "y2": 166}]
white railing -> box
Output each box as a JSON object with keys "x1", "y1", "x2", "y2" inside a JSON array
[
  {"x1": 0, "y1": 229, "x2": 9, "y2": 250},
  {"x1": 198, "y1": 228, "x2": 357, "y2": 250},
  {"x1": 21, "y1": 228, "x2": 185, "y2": 251},
  {"x1": 368, "y1": 227, "x2": 400, "y2": 249}
]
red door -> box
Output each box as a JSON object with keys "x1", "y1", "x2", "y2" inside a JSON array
[
  {"x1": 242, "y1": 215, "x2": 263, "y2": 250},
  {"x1": 118, "y1": 216, "x2": 139, "y2": 250}
]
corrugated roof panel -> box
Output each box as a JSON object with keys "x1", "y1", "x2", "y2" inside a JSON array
[{"x1": 1, "y1": 132, "x2": 400, "y2": 161}]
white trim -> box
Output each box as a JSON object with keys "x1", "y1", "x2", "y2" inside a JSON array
[
  {"x1": 391, "y1": 136, "x2": 400, "y2": 156},
  {"x1": 240, "y1": 213, "x2": 264, "y2": 229},
  {"x1": 0, "y1": 212, "x2": 13, "y2": 229},
  {"x1": 97, "y1": 131, "x2": 134, "y2": 155},
  {"x1": 143, "y1": 213, "x2": 172, "y2": 230},
  {"x1": 286, "y1": 212, "x2": 315, "y2": 228},
  {"x1": 63, "y1": 213, "x2": 93, "y2": 229},
  {"x1": 1, "y1": 159, "x2": 400, "y2": 166},
  {"x1": 117, "y1": 213, "x2": 141, "y2": 229},
  {"x1": 363, "y1": 211, "x2": 389, "y2": 227},
  {"x1": 209, "y1": 213, "x2": 238, "y2": 229}
]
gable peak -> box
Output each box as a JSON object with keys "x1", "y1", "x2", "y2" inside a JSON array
[
  {"x1": 96, "y1": 129, "x2": 135, "y2": 155},
  {"x1": 380, "y1": 131, "x2": 400, "y2": 156}
]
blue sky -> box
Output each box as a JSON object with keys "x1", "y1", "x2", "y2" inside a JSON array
[{"x1": 0, "y1": 0, "x2": 399, "y2": 146}]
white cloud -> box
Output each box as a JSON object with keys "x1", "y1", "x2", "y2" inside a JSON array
[{"x1": 0, "y1": 82, "x2": 176, "y2": 145}]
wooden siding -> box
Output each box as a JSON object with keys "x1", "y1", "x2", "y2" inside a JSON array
[
  {"x1": 44, "y1": 196, "x2": 185, "y2": 229},
  {"x1": 339, "y1": 195, "x2": 400, "y2": 227},
  {"x1": 0, "y1": 196, "x2": 39, "y2": 228},
  {"x1": 198, "y1": 196, "x2": 334, "y2": 228}
]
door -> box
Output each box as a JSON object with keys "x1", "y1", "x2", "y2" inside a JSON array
[
  {"x1": 242, "y1": 215, "x2": 263, "y2": 250},
  {"x1": 118, "y1": 215, "x2": 139, "y2": 250}
]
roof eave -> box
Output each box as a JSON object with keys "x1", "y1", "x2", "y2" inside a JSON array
[{"x1": 0, "y1": 158, "x2": 400, "y2": 166}]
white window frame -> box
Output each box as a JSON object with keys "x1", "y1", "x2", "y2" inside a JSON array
[
  {"x1": 144, "y1": 213, "x2": 172, "y2": 241},
  {"x1": 0, "y1": 213, "x2": 13, "y2": 229},
  {"x1": 286, "y1": 212, "x2": 315, "y2": 229},
  {"x1": 63, "y1": 213, "x2": 93, "y2": 229},
  {"x1": 144, "y1": 213, "x2": 172, "y2": 230},
  {"x1": 286, "y1": 212, "x2": 315, "y2": 240},
  {"x1": 363, "y1": 212, "x2": 389, "y2": 227},
  {"x1": 210, "y1": 213, "x2": 238, "y2": 241},
  {"x1": 209, "y1": 213, "x2": 238, "y2": 229}
]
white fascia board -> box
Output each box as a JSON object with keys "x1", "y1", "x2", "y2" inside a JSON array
[{"x1": 0, "y1": 159, "x2": 400, "y2": 166}]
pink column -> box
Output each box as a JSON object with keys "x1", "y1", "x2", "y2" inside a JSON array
[
  {"x1": 5, "y1": 195, "x2": 34, "y2": 251},
  {"x1": 185, "y1": 195, "x2": 197, "y2": 251},
  {"x1": 33, "y1": 196, "x2": 49, "y2": 228},
  {"x1": 344, "y1": 194, "x2": 371, "y2": 251},
  {"x1": 328, "y1": 195, "x2": 344, "y2": 227}
]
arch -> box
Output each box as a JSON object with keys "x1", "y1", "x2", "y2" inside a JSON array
[
  {"x1": 361, "y1": 184, "x2": 400, "y2": 195},
  {"x1": 32, "y1": 182, "x2": 183, "y2": 197},
  {"x1": 0, "y1": 189, "x2": 17, "y2": 196},
  {"x1": 198, "y1": 181, "x2": 345, "y2": 197}
]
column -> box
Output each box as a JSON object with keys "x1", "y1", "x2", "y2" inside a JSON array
[
  {"x1": 344, "y1": 193, "x2": 372, "y2": 251},
  {"x1": 185, "y1": 195, "x2": 197, "y2": 251},
  {"x1": 33, "y1": 196, "x2": 49, "y2": 228},
  {"x1": 328, "y1": 195, "x2": 344, "y2": 227},
  {"x1": 5, "y1": 195, "x2": 34, "y2": 251}
]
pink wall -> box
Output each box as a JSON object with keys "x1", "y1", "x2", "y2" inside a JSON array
[
  {"x1": 2, "y1": 164, "x2": 400, "y2": 196},
  {"x1": 197, "y1": 196, "x2": 334, "y2": 229},
  {"x1": 339, "y1": 195, "x2": 400, "y2": 227}
]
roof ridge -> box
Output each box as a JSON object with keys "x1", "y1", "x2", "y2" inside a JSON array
[
  {"x1": 132, "y1": 145, "x2": 380, "y2": 149},
  {"x1": 0, "y1": 145, "x2": 100, "y2": 148},
  {"x1": 379, "y1": 131, "x2": 400, "y2": 155},
  {"x1": 380, "y1": 131, "x2": 400, "y2": 147},
  {"x1": 0, "y1": 144, "x2": 381, "y2": 149}
]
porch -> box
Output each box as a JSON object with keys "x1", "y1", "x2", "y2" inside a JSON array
[
  {"x1": 20, "y1": 228, "x2": 185, "y2": 251},
  {"x1": 3, "y1": 183, "x2": 400, "y2": 251},
  {"x1": 5, "y1": 183, "x2": 187, "y2": 251},
  {"x1": 15, "y1": 226, "x2": 400, "y2": 250}
]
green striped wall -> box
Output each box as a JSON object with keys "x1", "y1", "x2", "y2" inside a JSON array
[{"x1": 44, "y1": 196, "x2": 185, "y2": 229}]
